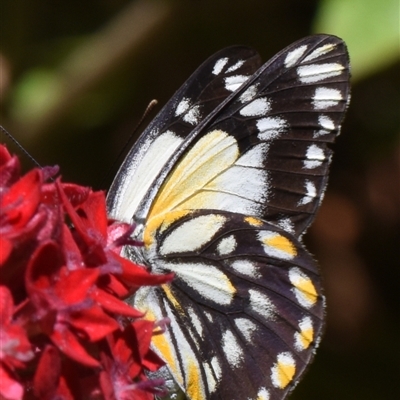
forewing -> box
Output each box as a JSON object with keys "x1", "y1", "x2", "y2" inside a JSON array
[
  {"x1": 144, "y1": 35, "x2": 350, "y2": 239},
  {"x1": 134, "y1": 210, "x2": 324, "y2": 400},
  {"x1": 107, "y1": 46, "x2": 262, "y2": 222}
]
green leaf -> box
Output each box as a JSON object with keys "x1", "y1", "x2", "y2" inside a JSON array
[{"x1": 314, "y1": 0, "x2": 399, "y2": 80}]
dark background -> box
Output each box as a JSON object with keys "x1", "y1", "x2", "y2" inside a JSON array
[{"x1": 1, "y1": 1, "x2": 399, "y2": 399}]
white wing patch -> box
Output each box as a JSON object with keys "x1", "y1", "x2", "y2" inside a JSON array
[
  {"x1": 175, "y1": 97, "x2": 201, "y2": 125},
  {"x1": 224, "y1": 75, "x2": 250, "y2": 92},
  {"x1": 298, "y1": 180, "x2": 317, "y2": 205},
  {"x1": 240, "y1": 97, "x2": 271, "y2": 117},
  {"x1": 297, "y1": 63, "x2": 344, "y2": 84},
  {"x1": 284, "y1": 45, "x2": 308, "y2": 68},
  {"x1": 249, "y1": 289, "x2": 276, "y2": 319},
  {"x1": 160, "y1": 214, "x2": 226, "y2": 255},
  {"x1": 257, "y1": 117, "x2": 287, "y2": 141},
  {"x1": 217, "y1": 235, "x2": 237, "y2": 255},
  {"x1": 239, "y1": 84, "x2": 258, "y2": 103},
  {"x1": 110, "y1": 130, "x2": 183, "y2": 222},
  {"x1": 302, "y1": 43, "x2": 336, "y2": 62},
  {"x1": 312, "y1": 87, "x2": 343, "y2": 110},
  {"x1": 146, "y1": 130, "x2": 270, "y2": 227},
  {"x1": 213, "y1": 57, "x2": 229, "y2": 75},
  {"x1": 222, "y1": 329, "x2": 244, "y2": 366},
  {"x1": 303, "y1": 144, "x2": 325, "y2": 169},
  {"x1": 314, "y1": 114, "x2": 335, "y2": 137},
  {"x1": 234, "y1": 318, "x2": 258, "y2": 341},
  {"x1": 161, "y1": 261, "x2": 236, "y2": 305},
  {"x1": 230, "y1": 260, "x2": 260, "y2": 278}
]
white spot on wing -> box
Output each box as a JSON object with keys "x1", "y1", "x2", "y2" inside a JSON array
[
  {"x1": 160, "y1": 214, "x2": 226, "y2": 255},
  {"x1": 175, "y1": 97, "x2": 201, "y2": 125},
  {"x1": 302, "y1": 43, "x2": 336, "y2": 62},
  {"x1": 303, "y1": 144, "x2": 325, "y2": 169},
  {"x1": 211, "y1": 356, "x2": 222, "y2": 381},
  {"x1": 239, "y1": 84, "x2": 258, "y2": 103},
  {"x1": 277, "y1": 218, "x2": 295, "y2": 234},
  {"x1": 226, "y1": 59, "x2": 245, "y2": 72},
  {"x1": 294, "y1": 316, "x2": 314, "y2": 351},
  {"x1": 240, "y1": 97, "x2": 271, "y2": 117},
  {"x1": 188, "y1": 307, "x2": 203, "y2": 338},
  {"x1": 289, "y1": 268, "x2": 318, "y2": 309},
  {"x1": 312, "y1": 87, "x2": 343, "y2": 110},
  {"x1": 255, "y1": 387, "x2": 270, "y2": 400},
  {"x1": 298, "y1": 180, "x2": 317, "y2": 205},
  {"x1": 217, "y1": 235, "x2": 237, "y2": 255},
  {"x1": 284, "y1": 45, "x2": 308, "y2": 68},
  {"x1": 257, "y1": 117, "x2": 287, "y2": 141},
  {"x1": 176, "y1": 98, "x2": 190, "y2": 116},
  {"x1": 203, "y1": 362, "x2": 218, "y2": 393},
  {"x1": 222, "y1": 329, "x2": 243, "y2": 366},
  {"x1": 234, "y1": 318, "x2": 257, "y2": 341},
  {"x1": 257, "y1": 231, "x2": 296, "y2": 260},
  {"x1": 271, "y1": 352, "x2": 296, "y2": 389},
  {"x1": 230, "y1": 260, "x2": 260, "y2": 278},
  {"x1": 249, "y1": 289, "x2": 276, "y2": 319},
  {"x1": 183, "y1": 105, "x2": 201, "y2": 125},
  {"x1": 297, "y1": 63, "x2": 344, "y2": 83},
  {"x1": 224, "y1": 75, "x2": 249, "y2": 92},
  {"x1": 314, "y1": 114, "x2": 335, "y2": 137},
  {"x1": 213, "y1": 57, "x2": 228, "y2": 75},
  {"x1": 162, "y1": 261, "x2": 235, "y2": 305}
]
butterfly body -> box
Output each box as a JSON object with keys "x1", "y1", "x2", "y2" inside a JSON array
[{"x1": 107, "y1": 35, "x2": 350, "y2": 400}]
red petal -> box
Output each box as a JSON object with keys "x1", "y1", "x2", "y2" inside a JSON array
[
  {"x1": 113, "y1": 253, "x2": 174, "y2": 287},
  {"x1": 51, "y1": 328, "x2": 100, "y2": 368},
  {"x1": 1, "y1": 169, "x2": 42, "y2": 229},
  {"x1": 55, "y1": 267, "x2": 99, "y2": 304},
  {"x1": 69, "y1": 305, "x2": 119, "y2": 341},
  {"x1": 26, "y1": 240, "x2": 64, "y2": 293},
  {"x1": 133, "y1": 320, "x2": 154, "y2": 360},
  {"x1": 0, "y1": 286, "x2": 13, "y2": 323},
  {"x1": 91, "y1": 288, "x2": 143, "y2": 318},
  {"x1": 79, "y1": 191, "x2": 108, "y2": 237},
  {"x1": 33, "y1": 345, "x2": 61, "y2": 399},
  {"x1": 0, "y1": 364, "x2": 23, "y2": 400},
  {"x1": 0, "y1": 154, "x2": 20, "y2": 188}
]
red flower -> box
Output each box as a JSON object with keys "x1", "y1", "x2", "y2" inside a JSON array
[{"x1": 0, "y1": 144, "x2": 172, "y2": 399}]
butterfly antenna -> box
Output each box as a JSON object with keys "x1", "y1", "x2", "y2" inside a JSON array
[
  {"x1": 106, "y1": 99, "x2": 158, "y2": 185},
  {"x1": 0, "y1": 125, "x2": 42, "y2": 168}
]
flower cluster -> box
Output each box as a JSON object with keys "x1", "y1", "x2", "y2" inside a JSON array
[{"x1": 0, "y1": 144, "x2": 173, "y2": 400}]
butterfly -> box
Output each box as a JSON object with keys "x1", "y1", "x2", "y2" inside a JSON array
[{"x1": 106, "y1": 34, "x2": 350, "y2": 400}]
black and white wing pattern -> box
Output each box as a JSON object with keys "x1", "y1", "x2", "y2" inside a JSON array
[{"x1": 107, "y1": 35, "x2": 351, "y2": 400}]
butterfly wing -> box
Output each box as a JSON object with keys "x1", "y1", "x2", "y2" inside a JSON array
[
  {"x1": 107, "y1": 46, "x2": 262, "y2": 223},
  {"x1": 108, "y1": 34, "x2": 350, "y2": 400},
  {"x1": 139, "y1": 35, "x2": 350, "y2": 241},
  {"x1": 135, "y1": 210, "x2": 324, "y2": 400}
]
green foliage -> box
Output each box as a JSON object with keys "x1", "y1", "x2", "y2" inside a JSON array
[{"x1": 314, "y1": 0, "x2": 399, "y2": 80}]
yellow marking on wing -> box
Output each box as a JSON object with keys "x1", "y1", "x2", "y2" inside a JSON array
[
  {"x1": 299, "y1": 326, "x2": 314, "y2": 349},
  {"x1": 151, "y1": 325, "x2": 183, "y2": 386},
  {"x1": 245, "y1": 216, "x2": 263, "y2": 226},
  {"x1": 187, "y1": 358, "x2": 205, "y2": 400},
  {"x1": 263, "y1": 234, "x2": 297, "y2": 257},
  {"x1": 293, "y1": 277, "x2": 318, "y2": 305},
  {"x1": 162, "y1": 284, "x2": 184, "y2": 315},
  {"x1": 144, "y1": 210, "x2": 190, "y2": 246},
  {"x1": 146, "y1": 130, "x2": 239, "y2": 230},
  {"x1": 276, "y1": 359, "x2": 296, "y2": 389}
]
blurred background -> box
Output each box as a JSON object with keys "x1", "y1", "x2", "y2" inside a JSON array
[{"x1": 1, "y1": 0, "x2": 399, "y2": 398}]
